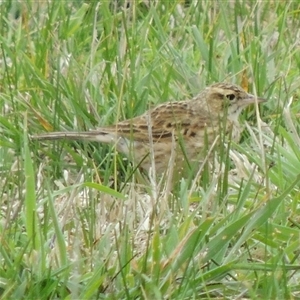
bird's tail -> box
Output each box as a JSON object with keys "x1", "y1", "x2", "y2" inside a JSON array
[{"x1": 31, "y1": 130, "x2": 116, "y2": 144}]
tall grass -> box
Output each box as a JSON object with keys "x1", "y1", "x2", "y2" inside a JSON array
[{"x1": 1, "y1": 1, "x2": 300, "y2": 298}]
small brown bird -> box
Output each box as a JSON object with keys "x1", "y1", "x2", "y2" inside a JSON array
[{"x1": 32, "y1": 83, "x2": 266, "y2": 173}]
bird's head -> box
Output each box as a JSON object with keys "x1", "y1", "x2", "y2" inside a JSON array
[{"x1": 204, "y1": 82, "x2": 266, "y2": 121}]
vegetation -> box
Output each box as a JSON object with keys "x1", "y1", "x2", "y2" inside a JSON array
[{"x1": 1, "y1": 1, "x2": 300, "y2": 298}]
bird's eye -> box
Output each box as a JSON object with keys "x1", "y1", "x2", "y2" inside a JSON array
[{"x1": 226, "y1": 94, "x2": 235, "y2": 100}]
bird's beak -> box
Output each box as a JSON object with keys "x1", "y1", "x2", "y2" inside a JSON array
[{"x1": 241, "y1": 94, "x2": 267, "y2": 106}]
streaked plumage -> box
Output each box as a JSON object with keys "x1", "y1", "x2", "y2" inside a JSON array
[{"x1": 32, "y1": 83, "x2": 266, "y2": 172}]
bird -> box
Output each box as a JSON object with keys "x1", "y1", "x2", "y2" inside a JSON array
[{"x1": 32, "y1": 83, "x2": 266, "y2": 173}]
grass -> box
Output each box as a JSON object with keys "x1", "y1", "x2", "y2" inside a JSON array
[{"x1": 1, "y1": 0, "x2": 300, "y2": 299}]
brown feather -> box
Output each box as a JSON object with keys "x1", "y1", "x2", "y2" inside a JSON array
[{"x1": 32, "y1": 83, "x2": 266, "y2": 173}]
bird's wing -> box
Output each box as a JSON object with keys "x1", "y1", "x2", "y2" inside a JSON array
[{"x1": 102, "y1": 101, "x2": 217, "y2": 142}]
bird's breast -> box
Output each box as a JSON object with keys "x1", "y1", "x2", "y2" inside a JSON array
[{"x1": 227, "y1": 120, "x2": 242, "y2": 142}]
